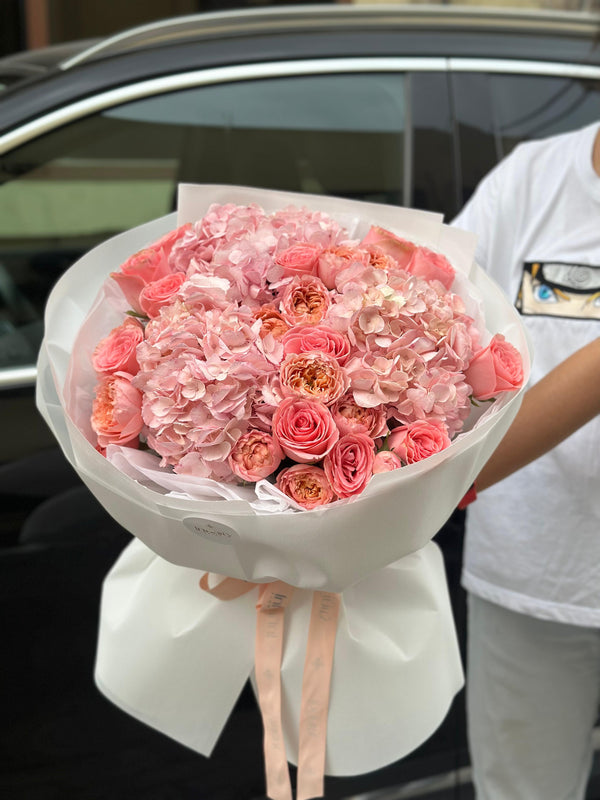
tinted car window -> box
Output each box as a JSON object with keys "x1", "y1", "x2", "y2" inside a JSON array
[
  {"x1": 452, "y1": 72, "x2": 600, "y2": 207},
  {"x1": 491, "y1": 73, "x2": 600, "y2": 154},
  {"x1": 0, "y1": 71, "x2": 406, "y2": 372}
]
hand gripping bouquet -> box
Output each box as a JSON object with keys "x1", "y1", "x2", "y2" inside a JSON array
[{"x1": 37, "y1": 185, "x2": 530, "y2": 800}]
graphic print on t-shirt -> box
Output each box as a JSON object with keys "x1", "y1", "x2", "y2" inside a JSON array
[{"x1": 516, "y1": 261, "x2": 600, "y2": 320}]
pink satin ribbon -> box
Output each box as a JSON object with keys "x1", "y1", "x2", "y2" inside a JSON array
[{"x1": 200, "y1": 575, "x2": 340, "y2": 800}]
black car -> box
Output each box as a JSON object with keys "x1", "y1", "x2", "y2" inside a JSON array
[{"x1": 1, "y1": 5, "x2": 600, "y2": 799}]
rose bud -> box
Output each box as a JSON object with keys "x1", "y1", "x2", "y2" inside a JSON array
[
  {"x1": 388, "y1": 419, "x2": 451, "y2": 465},
  {"x1": 276, "y1": 464, "x2": 336, "y2": 509},
  {"x1": 228, "y1": 430, "x2": 283, "y2": 482},
  {"x1": 466, "y1": 334, "x2": 524, "y2": 401}
]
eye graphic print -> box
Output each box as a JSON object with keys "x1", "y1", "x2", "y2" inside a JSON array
[
  {"x1": 533, "y1": 283, "x2": 558, "y2": 303},
  {"x1": 518, "y1": 262, "x2": 600, "y2": 319}
]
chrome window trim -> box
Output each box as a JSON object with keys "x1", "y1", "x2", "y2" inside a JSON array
[
  {"x1": 0, "y1": 57, "x2": 441, "y2": 153},
  {"x1": 0, "y1": 366, "x2": 38, "y2": 390},
  {"x1": 449, "y1": 58, "x2": 600, "y2": 79},
  {"x1": 4, "y1": 56, "x2": 600, "y2": 156}
]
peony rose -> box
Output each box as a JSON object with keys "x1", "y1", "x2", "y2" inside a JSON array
[
  {"x1": 254, "y1": 306, "x2": 290, "y2": 340},
  {"x1": 406, "y1": 247, "x2": 455, "y2": 290},
  {"x1": 282, "y1": 324, "x2": 351, "y2": 365},
  {"x1": 280, "y1": 351, "x2": 348, "y2": 406},
  {"x1": 388, "y1": 419, "x2": 451, "y2": 465},
  {"x1": 360, "y1": 226, "x2": 417, "y2": 270},
  {"x1": 91, "y1": 372, "x2": 144, "y2": 449},
  {"x1": 92, "y1": 318, "x2": 144, "y2": 376},
  {"x1": 324, "y1": 433, "x2": 375, "y2": 499},
  {"x1": 372, "y1": 450, "x2": 403, "y2": 473},
  {"x1": 272, "y1": 396, "x2": 339, "y2": 463},
  {"x1": 331, "y1": 394, "x2": 388, "y2": 438},
  {"x1": 228, "y1": 429, "x2": 283, "y2": 482},
  {"x1": 276, "y1": 464, "x2": 336, "y2": 509},
  {"x1": 466, "y1": 334, "x2": 524, "y2": 401},
  {"x1": 275, "y1": 242, "x2": 322, "y2": 278},
  {"x1": 279, "y1": 275, "x2": 331, "y2": 325},
  {"x1": 139, "y1": 272, "x2": 186, "y2": 319},
  {"x1": 317, "y1": 245, "x2": 371, "y2": 290}
]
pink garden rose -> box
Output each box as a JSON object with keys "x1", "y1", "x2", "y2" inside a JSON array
[
  {"x1": 91, "y1": 372, "x2": 144, "y2": 449},
  {"x1": 254, "y1": 306, "x2": 291, "y2": 340},
  {"x1": 372, "y1": 450, "x2": 403, "y2": 473},
  {"x1": 360, "y1": 226, "x2": 417, "y2": 270},
  {"x1": 282, "y1": 324, "x2": 351, "y2": 365},
  {"x1": 276, "y1": 464, "x2": 336, "y2": 509},
  {"x1": 228, "y1": 429, "x2": 283, "y2": 482},
  {"x1": 275, "y1": 242, "x2": 322, "y2": 278},
  {"x1": 331, "y1": 394, "x2": 388, "y2": 438},
  {"x1": 280, "y1": 351, "x2": 349, "y2": 406},
  {"x1": 139, "y1": 272, "x2": 186, "y2": 319},
  {"x1": 466, "y1": 334, "x2": 524, "y2": 401},
  {"x1": 324, "y1": 433, "x2": 375, "y2": 499},
  {"x1": 92, "y1": 318, "x2": 144, "y2": 376},
  {"x1": 279, "y1": 275, "x2": 331, "y2": 325},
  {"x1": 272, "y1": 396, "x2": 339, "y2": 463},
  {"x1": 388, "y1": 419, "x2": 451, "y2": 465},
  {"x1": 406, "y1": 246, "x2": 455, "y2": 290}
]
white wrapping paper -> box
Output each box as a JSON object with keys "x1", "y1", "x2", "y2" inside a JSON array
[
  {"x1": 95, "y1": 537, "x2": 463, "y2": 776},
  {"x1": 35, "y1": 185, "x2": 531, "y2": 779},
  {"x1": 36, "y1": 185, "x2": 531, "y2": 593}
]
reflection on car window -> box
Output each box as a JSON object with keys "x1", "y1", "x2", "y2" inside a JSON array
[
  {"x1": 491, "y1": 74, "x2": 600, "y2": 155},
  {"x1": 0, "y1": 72, "x2": 406, "y2": 371},
  {"x1": 453, "y1": 72, "x2": 600, "y2": 208}
]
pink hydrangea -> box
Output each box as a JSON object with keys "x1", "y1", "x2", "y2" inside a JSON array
[{"x1": 89, "y1": 201, "x2": 522, "y2": 504}]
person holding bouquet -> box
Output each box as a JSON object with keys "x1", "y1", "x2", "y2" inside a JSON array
[{"x1": 453, "y1": 122, "x2": 600, "y2": 800}]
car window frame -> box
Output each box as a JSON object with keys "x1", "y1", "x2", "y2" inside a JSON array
[{"x1": 2, "y1": 55, "x2": 600, "y2": 391}]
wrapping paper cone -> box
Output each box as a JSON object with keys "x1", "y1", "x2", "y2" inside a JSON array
[
  {"x1": 95, "y1": 538, "x2": 463, "y2": 777},
  {"x1": 36, "y1": 184, "x2": 531, "y2": 593}
]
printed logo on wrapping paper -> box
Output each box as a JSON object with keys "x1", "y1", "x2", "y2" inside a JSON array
[{"x1": 183, "y1": 518, "x2": 239, "y2": 545}]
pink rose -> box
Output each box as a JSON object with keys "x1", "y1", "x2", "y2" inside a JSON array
[
  {"x1": 324, "y1": 433, "x2": 375, "y2": 499},
  {"x1": 406, "y1": 247, "x2": 455, "y2": 290},
  {"x1": 466, "y1": 334, "x2": 524, "y2": 401},
  {"x1": 110, "y1": 224, "x2": 190, "y2": 312},
  {"x1": 92, "y1": 318, "x2": 144, "y2": 376},
  {"x1": 282, "y1": 324, "x2": 351, "y2": 365},
  {"x1": 272, "y1": 396, "x2": 339, "y2": 463},
  {"x1": 153, "y1": 223, "x2": 193, "y2": 259},
  {"x1": 276, "y1": 464, "x2": 336, "y2": 509},
  {"x1": 139, "y1": 272, "x2": 186, "y2": 318},
  {"x1": 228, "y1": 429, "x2": 283, "y2": 482},
  {"x1": 111, "y1": 249, "x2": 170, "y2": 313},
  {"x1": 331, "y1": 395, "x2": 388, "y2": 438},
  {"x1": 275, "y1": 243, "x2": 322, "y2": 278},
  {"x1": 279, "y1": 275, "x2": 331, "y2": 325},
  {"x1": 91, "y1": 372, "x2": 144, "y2": 448},
  {"x1": 388, "y1": 420, "x2": 451, "y2": 465},
  {"x1": 373, "y1": 450, "x2": 403, "y2": 473},
  {"x1": 280, "y1": 352, "x2": 348, "y2": 406},
  {"x1": 360, "y1": 226, "x2": 417, "y2": 270}
]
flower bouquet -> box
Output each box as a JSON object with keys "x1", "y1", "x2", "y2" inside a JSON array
[{"x1": 36, "y1": 184, "x2": 530, "y2": 800}]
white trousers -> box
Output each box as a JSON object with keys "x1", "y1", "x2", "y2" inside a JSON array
[{"x1": 467, "y1": 593, "x2": 600, "y2": 800}]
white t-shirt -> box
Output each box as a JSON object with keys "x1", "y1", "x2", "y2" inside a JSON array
[{"x1": 453, "y1": 122, "x2": 600, "y2": 626}]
